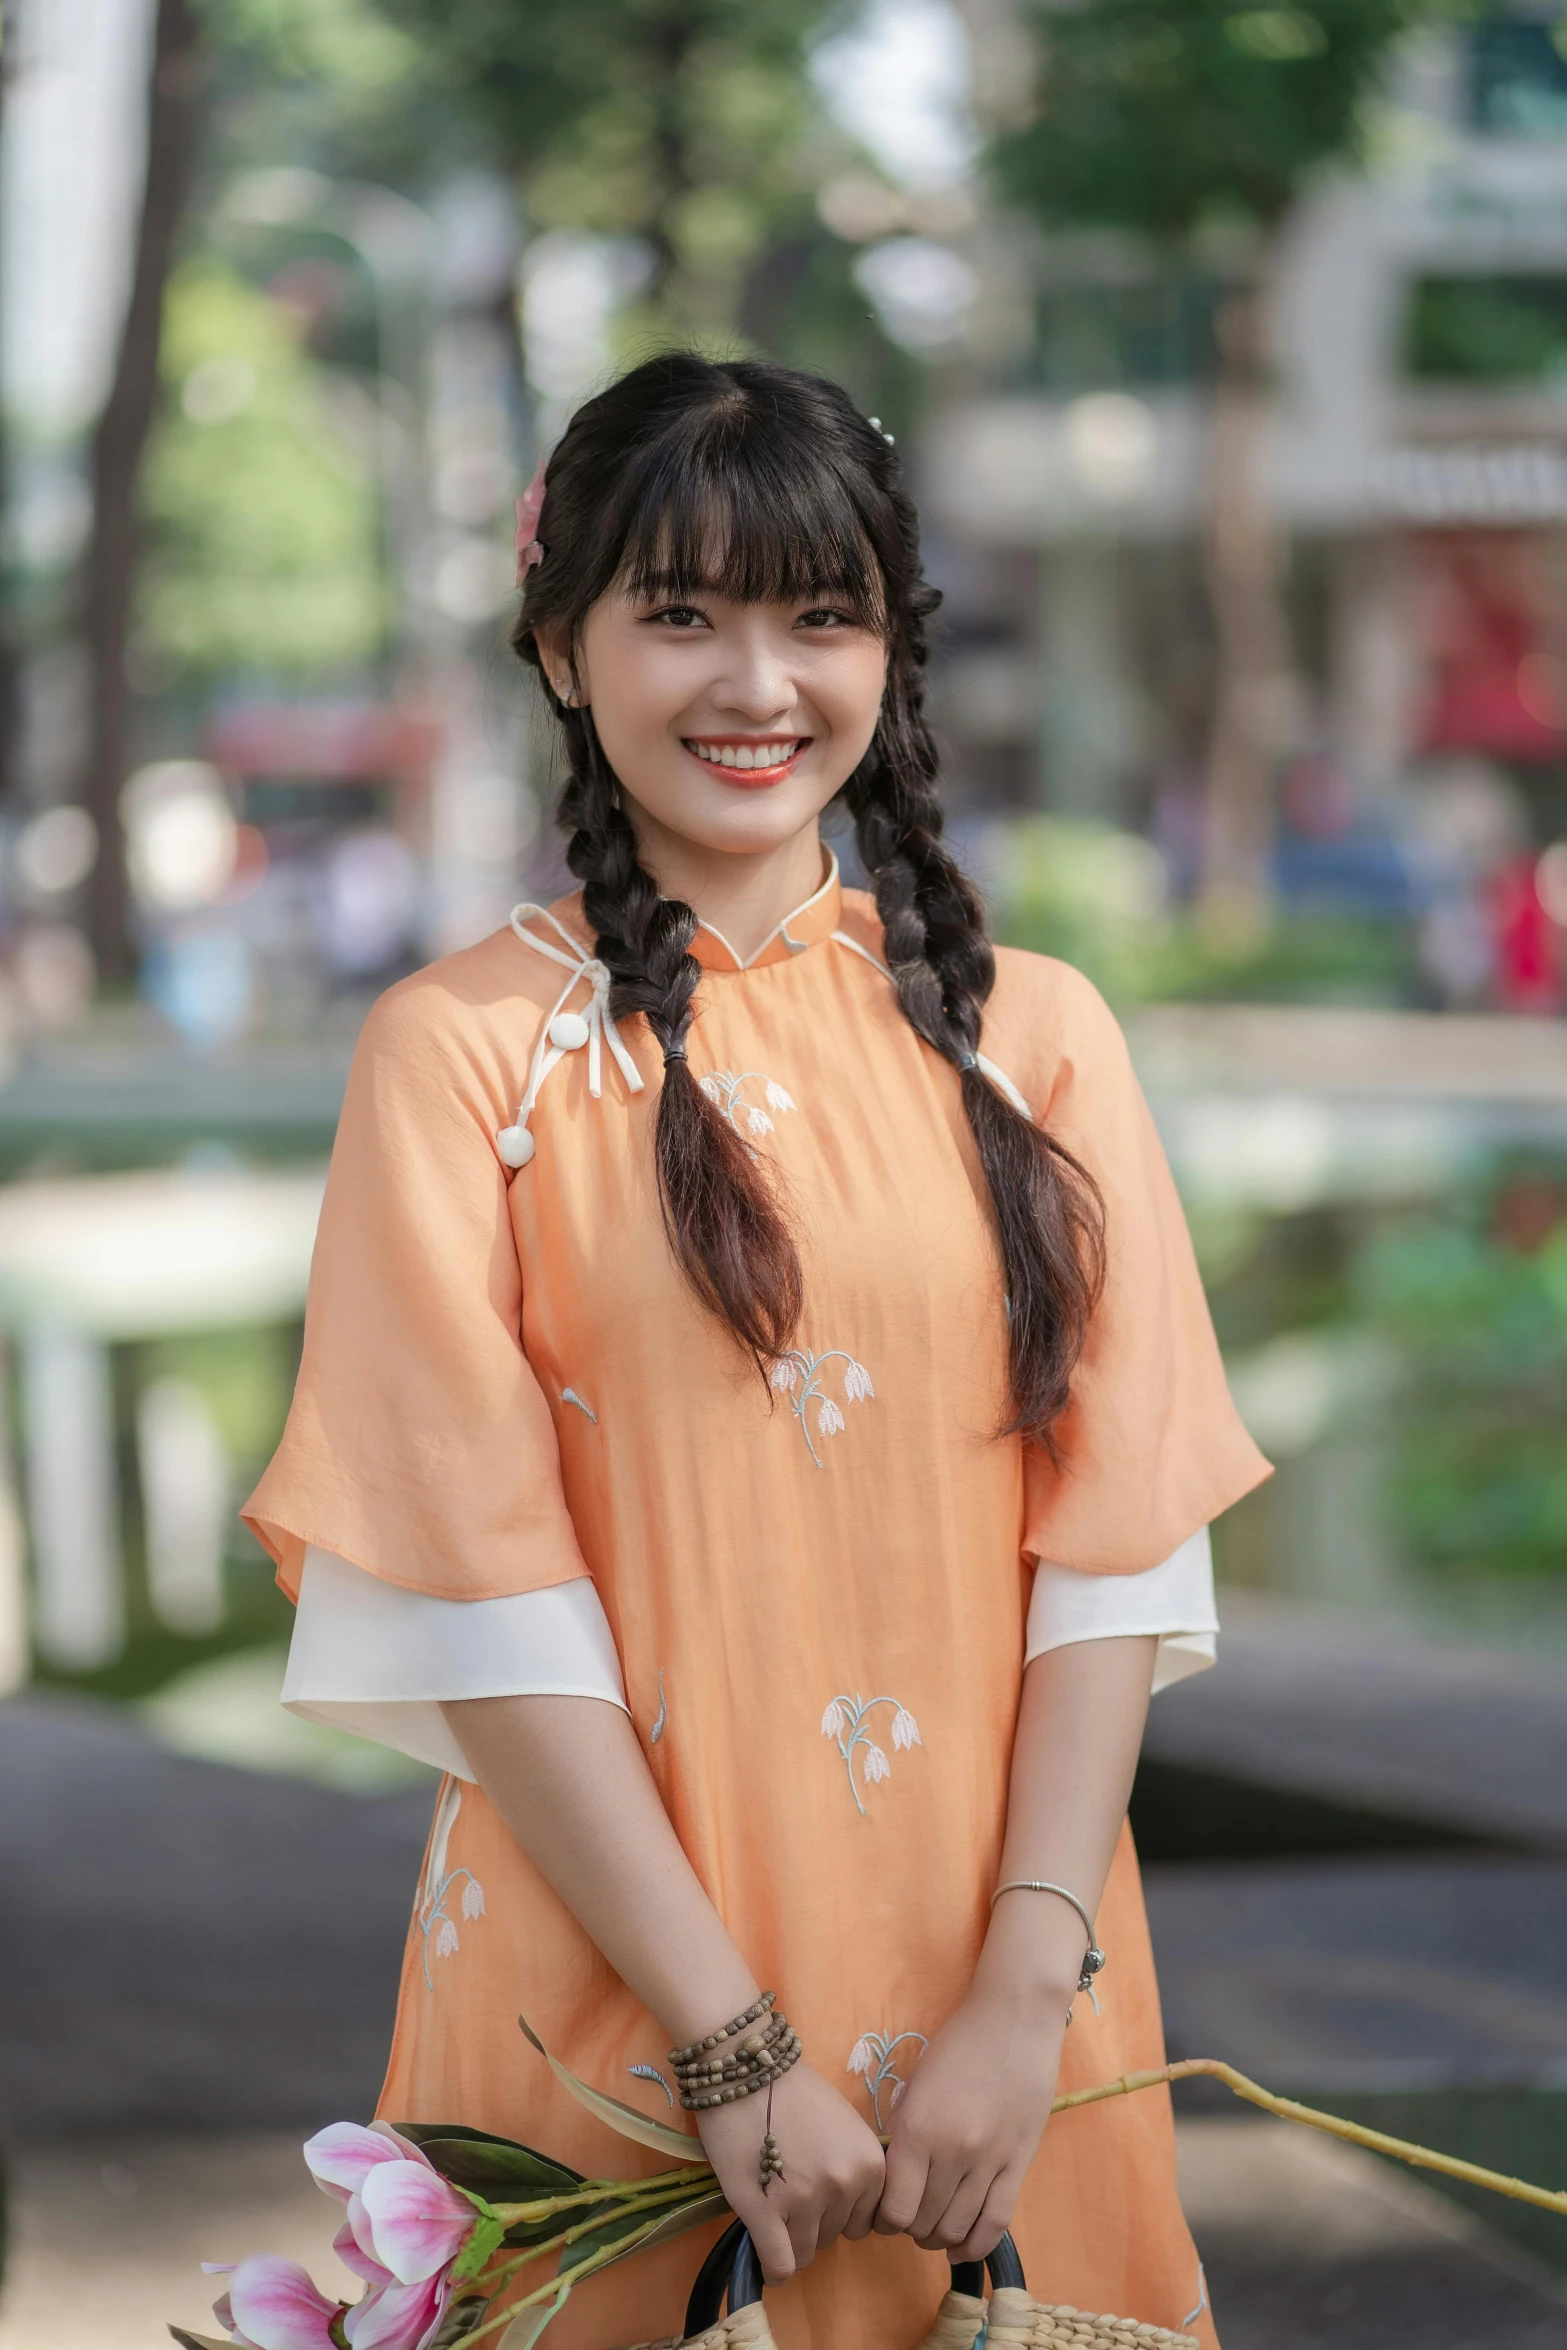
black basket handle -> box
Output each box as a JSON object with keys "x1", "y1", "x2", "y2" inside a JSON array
[{"x1": 683, "y1": 2220, "x2": 1025, "y2": 2336}]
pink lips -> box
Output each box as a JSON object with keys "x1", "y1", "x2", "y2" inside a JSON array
[{"x1": 683, "y1": 738, "x2": 807, "y2": 789}]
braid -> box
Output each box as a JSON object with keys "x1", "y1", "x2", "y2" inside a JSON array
[
  {"x1": 848, "y1": 650, "x2": 1105, "y2": 1454},
  {"x1": 560, "y1": 711, "x2": 803, "y2": 1369}
]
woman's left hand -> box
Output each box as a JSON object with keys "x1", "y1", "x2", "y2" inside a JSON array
[{"x1": 872, "y1": 1986, "x2": 1067, "y2": 2262}]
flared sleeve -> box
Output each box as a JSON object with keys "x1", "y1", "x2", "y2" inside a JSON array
[
  {"x1": 242, "y1": 963, "x2": 591, "y2": 1604},
  {"x1": 999, "y1": 955, "x2": 1271, "y2": 1574}
]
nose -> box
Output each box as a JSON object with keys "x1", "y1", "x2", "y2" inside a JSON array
[{"x1": 711, "y1": 621, "x2": 798, "y2": 725}]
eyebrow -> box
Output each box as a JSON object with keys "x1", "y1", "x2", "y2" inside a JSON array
[{"x1": 629, "y1": 574, "x2": 865, "y2": 602}]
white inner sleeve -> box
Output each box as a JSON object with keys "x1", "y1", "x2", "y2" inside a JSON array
[
  {"x1": 282, "y1": 1543, "x2": 629, "y2": 1780},
  {"x1": 1025, "y1": 1526, "x2": 1217, "y2": 1696}
]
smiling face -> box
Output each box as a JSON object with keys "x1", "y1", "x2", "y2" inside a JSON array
[{"x1": 549, "y1": 583, "x2": 889, "y2": 862}]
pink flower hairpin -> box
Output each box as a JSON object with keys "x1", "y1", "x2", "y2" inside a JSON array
[{"x1": 514, "y1": 455, "x2": 549, "y2": 584}]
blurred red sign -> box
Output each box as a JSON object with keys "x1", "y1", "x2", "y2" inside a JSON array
[
  {"x1": 203, "y1": 702, "x2": 442, "y2": 780},
  {"x1": 1414, "y1": 530, "x2": 1566, "y2": 762}
]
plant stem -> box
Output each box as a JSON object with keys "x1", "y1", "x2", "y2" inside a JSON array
[
  {"x1": 1051, "y1": 2060, "x2": 1567, "y2": 2218},
  {"x1": 490, "y1": 2164, "x2": 711, "y2": 2226},
  {"x1": 475, "y1": 2181, "x2": 719, "y2": 2289},
  {"x1": 458, "y1": 2213, "x2": 671, "y2": 2347}
]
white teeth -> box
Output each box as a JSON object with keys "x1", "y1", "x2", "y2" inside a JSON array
[{"x1": 692, "y1": 741, "x2": 798, "y2": 769}]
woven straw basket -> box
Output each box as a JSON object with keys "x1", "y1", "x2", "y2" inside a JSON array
[{"x1": 618, "y1": 2226, "x2": 1198, "y2": 2350}]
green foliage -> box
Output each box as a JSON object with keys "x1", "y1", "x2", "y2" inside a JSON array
[
  {"x1": 1351, "y1": 1177, "x2": 1567, "y2": 1578},
  {"x1": 380, "y1": 0, "x2": 846, "y2": 315},
  {"x1": 196, "y1": 0, "x2": 455, "y2": 189},
  {"x1": 138, "y1": 260, "x2": 387, "y2": 680},
  {"x1": 1406, "y1": 273, "x2": 1567, "y2": 385},
  {"x1": 201, "y1": 0, "x2": 422, "y2": 90},
  {"x1": 994, "y1": 0, "x2": 1437, "y2": 243},
  {"x1": 989, "y1": 816, "x2": 1414, "y2": 1006}
]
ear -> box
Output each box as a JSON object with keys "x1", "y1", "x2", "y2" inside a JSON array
[{"x1": 533, "y1": 623, "x2": 588, "y2": 710}]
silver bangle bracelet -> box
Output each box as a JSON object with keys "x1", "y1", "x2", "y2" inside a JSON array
[{"x1": 990, "y1": 1878, "x2": 1107, "y2": 1994}]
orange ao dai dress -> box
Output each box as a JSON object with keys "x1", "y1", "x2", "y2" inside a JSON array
[{"x1": 245, "y1": 857, "x2": 1269, "y2": 2350}]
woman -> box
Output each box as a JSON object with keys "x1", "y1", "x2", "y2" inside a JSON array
[{"x1": 248, "y1": 354, "x2": 1268, "y2": 2350}]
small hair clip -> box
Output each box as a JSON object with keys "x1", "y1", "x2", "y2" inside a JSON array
[
  {"x1": 515, "y1": 454, "x2": 549, "y2": 584},
  {"x1": 866, "y1": 415, "x2": 896, "y2": 445}
]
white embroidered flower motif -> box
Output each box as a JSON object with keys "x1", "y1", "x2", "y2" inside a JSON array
[
  {"x1": 415, "y1": 1781, "x2": 486, "y2": 1989},
  {"x1": 699, "y1": 1070, "x2": 797, "y2": 1150},
  {"x1": 848, "y1": 2030, "x2": 928, "y2": 2129},
  {"x1": 821, "y1": 1691, "x2": 923, "y2": 1815},
  {"x1": 772, "y1": 1349, "x2": 874, "y2": 1466}
]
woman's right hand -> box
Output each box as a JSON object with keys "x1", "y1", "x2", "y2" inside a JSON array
[{"x1": 696, "y1": 2060, "x2": 885, "y2": 2283}]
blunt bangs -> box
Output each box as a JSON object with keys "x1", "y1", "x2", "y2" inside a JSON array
[{"x1": 612, "y1": 404, "x2": 888, "y2": 628}]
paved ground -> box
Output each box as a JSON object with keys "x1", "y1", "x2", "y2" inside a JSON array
[
  {"x1": 0, "y1": 1692, "x2": 430, "y2": 2134},
  {"x1": 1142, "y1": 1591, "x2": 1567, "y2": 1855},
  {"x1": 3, "y1": 2116, "x2": 1564, "y2": 2350},
  {"x1": 1146, "y1": 1852, "x2": 1567, "y2": 2086},
  {"x1": 1179, "y1": 2117, "x2": 1567, "y2": 2349}
]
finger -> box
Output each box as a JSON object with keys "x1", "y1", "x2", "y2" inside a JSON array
[
  {"x1": 842, "y1": 2174, "x2": 883, "y2": 2241},
  {"x1": 917, "y1": 2167, "x2": 990, "y2": 2254},
  {"x1": 811, "y1": 2191, "x2": 855, "y2": 2256},
  {"x1": 950, "y1": 2178, "x2": 1021, "y2": 2268},
  {"x1": 909, "y1": 2155, "x2": 968, "y2": 2246},
  {"x1": 785, "y1": 2198, "x2": 819, "y2": 2272},
  {"x1": 873, "y1": 2140, "x2": 930, "y2": 2236},
  {"x1": 745, "y1": 2205, "x2": 796, "y2": 2287}
]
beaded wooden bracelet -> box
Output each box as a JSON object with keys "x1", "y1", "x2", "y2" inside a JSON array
[
  {"x1": 677, "y1": 2030, "x2": 802, "y2": 2112},
  {"x1": 671, "y1": 2013, "x2": 791, "y2": 2090},
  {"x1": 667, "y1": 1991, "x2": 775, "y2": 2067}
]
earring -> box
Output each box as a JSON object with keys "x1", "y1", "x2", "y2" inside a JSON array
[{"x1": 556, "y1": 679, "x2": 574, "y2": 706}]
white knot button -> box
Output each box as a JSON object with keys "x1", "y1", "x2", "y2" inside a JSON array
[
  {"x1": 497, "y1": 1125, "x2": 536, "y2": 1168},
  {"x1": 548, "y1": 1010, "x2": 591, "y2": 1051}
]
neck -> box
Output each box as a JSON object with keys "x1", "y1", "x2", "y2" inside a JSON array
[{"x1": 624, "y1": 807, "x2": 829, "y2": 964}]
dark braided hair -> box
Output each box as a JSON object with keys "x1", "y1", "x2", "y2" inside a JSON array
[{"x1": 513, "y1": 353, "x2": 1103, "y2": 1446}]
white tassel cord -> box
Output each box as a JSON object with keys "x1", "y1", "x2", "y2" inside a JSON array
[{"x1": 498, "y1": 905, "x2": 646, "y2": 1168}]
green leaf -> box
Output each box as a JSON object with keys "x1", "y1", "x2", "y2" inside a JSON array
[
  {"x1": 451, "y1": 2209, "x2": 509, "y2": 2284},
  {"x1": 393, "y1": 2124, "x2": 585, "y2": 2200},
  {"x1": 501, "y1": 2195, "x2": 623, "y2": 2250},
  {"x1": 517, "y1": 2015, "x2": 700, "y2": 2161},
  {"x1": 560, "y1": 2186, "x2": 730, "y2": 2279},
  {"x1": 496, "y1": 2274, "x2": 575, "y2": 2350}
]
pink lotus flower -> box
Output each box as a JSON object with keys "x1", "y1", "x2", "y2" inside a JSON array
[
  {"x1": 343, "y1": 2270, "x2": 452, "y2": 2350},
  {"x1": 303, "y1": 2122, "x2": 473, "y2": 2283},
  {"x1": 358, "y1": 2153, "x2": 476, "y2": 2283},
  {"x1": 332, "y1": 2219, "x2": 394, "y2": 2290},
  {"x1": 206, "y1": 2255, "x2": 347, "y2": 2350}
]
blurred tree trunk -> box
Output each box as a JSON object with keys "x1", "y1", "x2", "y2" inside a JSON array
[
  {"x1": 1200, "y1": 268, "x2": 1293, "y2": 937},
  {"x1": 81, "y1": 0, "x2": 203, "y2": 981},
  {"x1": 645, "y1": 6, "x2": 697, "y2": 311}
]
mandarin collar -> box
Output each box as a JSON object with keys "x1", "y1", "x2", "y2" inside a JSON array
[
  {"x1": 547, "y1": 851, "x2": 842, "y2": 975},
  {"x1": 689, "y1": 851, "x2": 842, "y2": 973}
]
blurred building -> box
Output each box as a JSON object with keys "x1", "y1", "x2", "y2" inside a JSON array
[{"x1": 924, "y1": 13, "x2": 1567, "y2": 970}]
